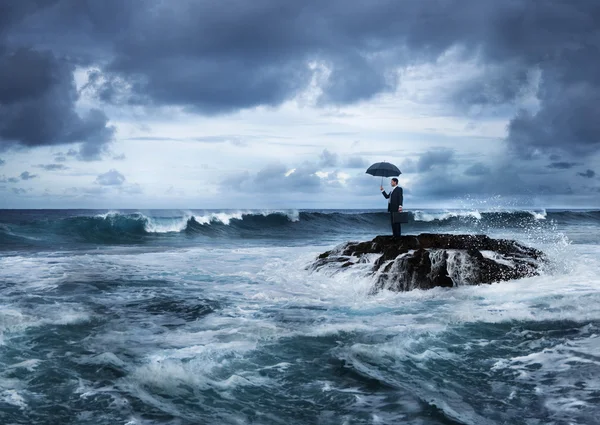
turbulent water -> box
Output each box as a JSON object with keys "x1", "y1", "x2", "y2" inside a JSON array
[{"x1": 0, "y1": 208, "x2": 599, "y2": 425}]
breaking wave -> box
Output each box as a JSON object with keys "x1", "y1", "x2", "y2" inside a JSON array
[{"x1": 0, "y1": 209, "x2": 598, "y2": 246}]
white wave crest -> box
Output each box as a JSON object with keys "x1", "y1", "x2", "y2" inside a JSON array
[
  {"x1": 145, "y1": 210, "x2": 301, "y2": 232},
  {"x1": 413, "y1": 210, "x2": 483, "y2": 222},
  {"x1": 192, "y1": 210, "x2": 300, "y2": 226},
  {"x1": 412, "y1": 209, "x2": 548, "y2": 222},
  {"x1": 527, "y1": 209, "x2": 547, "y2": 220},
  {"x1": 93, "y1": 210, "x2": 300, "y2": 233},
  {"x1": 94, "y1": 210, "x2": 123, "y2": 219},
  {"x1": 144, "y1": 212, "x2": 193, "y2": 233},
  {"x1": 193, "y1": 212, "x2": 245, "y2": 225}
]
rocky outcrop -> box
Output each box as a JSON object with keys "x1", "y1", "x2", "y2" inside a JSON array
[{"x1": 310, "y1": 234, "x2": 545, "y2": 292}]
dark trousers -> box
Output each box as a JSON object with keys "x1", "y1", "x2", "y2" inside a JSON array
[{"x1": 390, "y1": 214, "x2": 401, "y2": 237}]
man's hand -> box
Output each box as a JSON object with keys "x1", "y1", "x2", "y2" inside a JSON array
[
  {"x1": 398, "y1": 206, "x2": 403, "y2": 212},
  {"x1": 380, "y1": 185, "x2": 384, "y2": 191}
]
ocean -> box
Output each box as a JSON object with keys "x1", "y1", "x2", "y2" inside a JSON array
[{"x1": 0, "y1": 209, "x2": 599, "y2": 425}]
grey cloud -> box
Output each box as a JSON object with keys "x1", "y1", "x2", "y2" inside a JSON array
[
  {"x1": 407, "y1": 157, "x2": 597, "y2": 205},
  {"x1": 230, "y1": 162, "x2": 322, "y2": 193},
  {"x1": 320, "y1": 149, "x2": 338, "y2": 167},
  {"x1": 12, "y1": 188, "x2": 27, "y2": 194},
  {"x1": 343, "y1": 156, "x2": 368, "y2": 169},
  {"x1": 417, "y1": 148, "x2": 455, "y2": 172},
  {"x1": 96, "y1": 169, "x2": 125, "y2": 186},
  {"x1": 275, "y1": 163, "x2": 321, "y2": 193},
  {"x1": 318, "y1": 53, "x2": 397, "y2": 105},
  {"x1": 8, "y1": 177, "x2": 19, "y2": 183},
  {"x1": 399, "y1": 158, "x2": 417, "y2": 174},
  {"x1": 253, "y1": 163, "x2": 288, "y2": 187},
  {"x1": 451, "y1": 65, "x2": 532, "y2": 109},
  {"x1": 410, "y1": 169, "x2": 525, "y2": 201},
  {"x1": 1, "y1": 0, "x2": 596, "y2": 153},
  {"x1": 113, "y1": 153, "x2": 126, "y2": 160},
  {"x1": 53, "y1": 148, "x2": 78, "y2": 162},
  {"x1": 348, "y1": 171, "x2": 398, "y2": 198},
  {"x1": 0, "y1": 47, "x2": 115, "y2": 159},
  {"x1": 0, "y1": 158, "x2": 4, "y2": 165},
  {"x1": 547, "y1": 162, "x2": 578, "y2": 170},
  {"x1": 37, "y1": 163, "x2": 67, "y2": 171},
  {"x1": 578, "y1": 169, "x2": 596, "y2": 179},
  {"x1": 506, "y1": 46, "x2": 600, "y2": 158},
  {"x1": 20, "y1": 171, "x2": 37, "y2": 180},
  {"x1": 2, "y1": 0, "x2": 600, "y2": 168},
  {"x1": 464, "y1": 163, "x2": 491, "y2": 176}
]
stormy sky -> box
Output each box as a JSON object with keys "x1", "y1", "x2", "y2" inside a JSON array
[{"x1": 1, "y1": 0, "x2": 599, "y2": 209}]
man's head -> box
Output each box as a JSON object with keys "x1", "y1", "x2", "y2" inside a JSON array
[{"x1": 391, "y1": 178, "x2": 398, "y2": 187}]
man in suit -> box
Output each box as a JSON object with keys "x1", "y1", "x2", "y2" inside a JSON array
[{"x1": 380, "y1": 178, "x2": 403, "y2": 237}]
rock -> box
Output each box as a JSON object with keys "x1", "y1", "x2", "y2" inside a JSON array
[{"x1": 309, "y1": 234, "x2": 546, "y2": 292}]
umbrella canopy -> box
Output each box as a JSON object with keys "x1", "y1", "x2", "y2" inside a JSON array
[{"x1": 365, "y1": 162, "x2": 401, "y2": 177}]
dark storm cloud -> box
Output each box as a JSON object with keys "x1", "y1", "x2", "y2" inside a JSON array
[
  {"x1": 96, "y1": 169, "x2": 125, "y2": 186},
  {"x1": 2, "y1": 0, "x2": 600, "y2": 190},
  {"x1": 0, "y1": 1, "x2": 114, "y2": 158},
  {"x1": 578, "y1": 169, "x2": 596, "y2": 179},
  {"x1": 2, "y1": 0, "x2": 597, "y2": 154},
  {"x1": 547, "y1": 162, "x2": 578, "y2": 170},
  {"x1": 506, "y1": 46, "x2": 600, "y2": 158},
  {"x1": 0, "y1": 46, "x2": 116, "y2": 159}
]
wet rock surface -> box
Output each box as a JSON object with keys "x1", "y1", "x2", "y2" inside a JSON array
[{"x1": 310, "y1": 234, "x2": 546, "y2": 292}]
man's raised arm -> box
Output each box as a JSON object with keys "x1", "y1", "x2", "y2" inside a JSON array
[{"x1": 380, "y1": 185, "x2": 390, "y2": 199}]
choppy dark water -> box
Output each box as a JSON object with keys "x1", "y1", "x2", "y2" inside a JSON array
[{"x1": 0, "y1": 209, "x2": 599, "y2": 424}]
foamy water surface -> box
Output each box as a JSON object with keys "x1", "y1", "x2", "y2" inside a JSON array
[{"x1": 0, "y1": 209, "x2": 599, "y2": 424}]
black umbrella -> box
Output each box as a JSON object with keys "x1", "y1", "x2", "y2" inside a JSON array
[{"x1": 366, "y1": 162, "x2": 401, "y2": 185}]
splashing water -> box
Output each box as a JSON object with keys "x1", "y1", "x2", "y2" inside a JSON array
[{"x1": 0, "y1": 208, "x2": 598, "y2": 424}]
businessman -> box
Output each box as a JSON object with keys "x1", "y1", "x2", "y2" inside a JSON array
[{"x1": 380, "y1": 177, "x2": 403, "y2": 237}]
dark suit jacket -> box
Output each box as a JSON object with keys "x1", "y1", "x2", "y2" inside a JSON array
[{"x1": 382, "y1": 186, "x2": 403, "y2": 213}]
